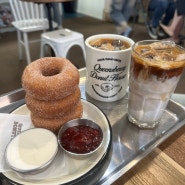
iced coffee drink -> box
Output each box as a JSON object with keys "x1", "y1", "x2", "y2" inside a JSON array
[
  {"x1": 89, "y1": 38, "x2": 130, "y2": 51},
  {"x1": 128, "y1": 40, "x2": 185, "y2": 128}
]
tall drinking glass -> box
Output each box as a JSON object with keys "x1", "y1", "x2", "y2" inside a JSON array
[{"x1": 128, "y1": 40, "x2": 185, "y2": 128}]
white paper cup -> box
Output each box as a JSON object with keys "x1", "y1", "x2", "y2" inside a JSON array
[{"x1": 85, "y1": 34, "x2": 134, "y2": 102}]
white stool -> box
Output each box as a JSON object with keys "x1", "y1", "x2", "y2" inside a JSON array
[{"x1": 40, "y1": 29, "x2": 86, "y2": 60}]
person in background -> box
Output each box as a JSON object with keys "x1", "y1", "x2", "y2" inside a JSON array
[
  {"x1": 148, "y1": 0, "x2": 175, "y2": 39},
  {"x1": 160, "y1": 0, "x2": 185, "y2": 44},
  {"x1": 110, "y1": 0, "x2": 136, "y2": 37},
  {"x1": 45, "y1": 3, "x2": 63, "y2": 29},
  {"x1": 52, "y1": 3, "x2": 63, "y2": 28}
]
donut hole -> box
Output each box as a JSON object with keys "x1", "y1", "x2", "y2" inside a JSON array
[{"x1": 42, "y1": 67, "x2": 61, "y2": 77}]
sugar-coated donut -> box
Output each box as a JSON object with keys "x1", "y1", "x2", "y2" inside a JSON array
[
  {"x1": 31, "y1": 101, "x2": 83, "y2": 134},
  {"x1": 22, "y1": 57, "x2": 79, "y2": 101},
  {"x1": 26, "y1": 87, "x2": 81, "y2": 118}
]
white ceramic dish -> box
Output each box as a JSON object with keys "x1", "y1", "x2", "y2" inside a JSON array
[
  {"x1": 5, "y1": 128, "x2": 58, "y2": 174},
  {"x1": 2, "y1": 99, "x2": 111, "y2": 185}
]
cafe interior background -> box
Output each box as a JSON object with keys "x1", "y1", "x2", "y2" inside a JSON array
[
  {"x1": 0, "y1": 0, "x2": 185, "y2": 95},
  {"x1": 0, "y1": 0, "x2": 185, "y2": 185}
]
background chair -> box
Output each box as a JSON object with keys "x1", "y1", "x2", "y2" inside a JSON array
[
  {"x1": 40, "y1": 28, "x2": 86, "y2": 61},
  {"x1": 9, "y1": 0, "x2": 58, "y2": 64}
]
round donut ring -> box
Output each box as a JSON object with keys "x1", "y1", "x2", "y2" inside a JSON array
[
  {"x1": 31, "y1": 101, "x2": 83, "y2": 134},
  {"x1": 26, "y1": 87, "x2": 81, "y2": 118},
  {"x1": 22, "y1": 57, "x2": 80, "y2": 101}
]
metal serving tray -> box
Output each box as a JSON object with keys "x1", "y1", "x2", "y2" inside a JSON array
[
  {"x1": 79, "y1": 68, "x2": 185, "y2": 184},
  {"x1": 0, "y1": 68, "x2": 185, "y2": 185}
]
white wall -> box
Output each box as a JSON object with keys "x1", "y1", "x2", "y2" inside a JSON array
[{"x1": 77, "y1": 0, "x2": 107, "y2": 20}]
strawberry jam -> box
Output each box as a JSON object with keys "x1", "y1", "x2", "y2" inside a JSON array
[{"x1": 60, "y1": 125, "x2": 103, "y2": 154}]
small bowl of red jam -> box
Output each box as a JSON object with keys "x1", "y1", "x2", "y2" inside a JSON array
[{"x1": 58, "y1": 118, "x2": 103, "y2": 159}]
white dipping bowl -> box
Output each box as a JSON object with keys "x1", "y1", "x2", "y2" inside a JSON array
[{"x1": 5, "y1": 128, "x2": 58, "y2": 174}]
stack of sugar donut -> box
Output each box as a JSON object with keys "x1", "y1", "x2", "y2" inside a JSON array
[{"x1": 22, "y1": 57, "x2": 83, "y2": 134}]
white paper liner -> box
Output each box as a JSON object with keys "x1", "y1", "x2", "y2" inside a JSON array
[{"x1": 0, "y1": 113, "x2": 32, "y2": 172}]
